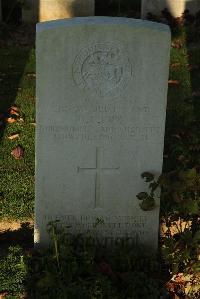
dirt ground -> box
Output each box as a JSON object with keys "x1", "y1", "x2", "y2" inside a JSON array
[
  {"x1": 0, "y1": 219, "x2": 34, "y2": 253},
  {"x1": 0, "y1": 219, "x2": 34, "y2": 233}
]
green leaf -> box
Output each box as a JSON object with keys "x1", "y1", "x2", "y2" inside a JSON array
[
  {"x1": 136, "y1": 192, "x2": 149, "y2": 201},
  {"x1": 193, "y1": 230, "x2": 200, "y2": 242},
  {"x1": 149, "y1": 182, "x2": 159, "y2": 192},
  {"x1": 141, "y1": 172, "x2": 155, "y2": 182},
  {"x1": 181, "y1": 229, "x2": 193, "y2": 243},
  {"x1": 183, "y1": 200, "x2": 199, "y2": 215},
  {"x1": 179, "y1": 168, "x2": 197, "y2": 181},
  {"x1": 158, "y1": 174, "x2": 170, "y2": 187},
  {"x1": 192, "y1": 261, "x2": 200, "y2": 272},
  {"x1": 139, "y1": 197, "x2": 156, "y2": 211},
  {"x1": 36, "y1": 272, "x2": 57, "y2": 288},
  {"x1": 186, "y1": 168, "x2": 197, "y2": 179}
]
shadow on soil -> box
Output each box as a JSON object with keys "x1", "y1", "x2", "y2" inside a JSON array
[{"x1": 0, "y1": 222, "x2": 33, "y2": 255}]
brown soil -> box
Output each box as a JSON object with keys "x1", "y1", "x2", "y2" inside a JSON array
[{"x1": 0, "y1": 219, "x2": 34, "y2": 233}]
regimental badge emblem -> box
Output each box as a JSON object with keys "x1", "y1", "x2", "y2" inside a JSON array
[{"x1": 72, "y1": 43, "x2": 132, "y2": 98}]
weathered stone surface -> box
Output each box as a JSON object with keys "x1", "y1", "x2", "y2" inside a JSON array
[
  {"x1": 22, "y1": 0, "x2": 94, "y2": 23},
  {"x1": 142, "y1": 0, "x2": 200, "y2": 18},
  {"x1": 35, "y1": 17, "x2": 171, "y2": 251}
]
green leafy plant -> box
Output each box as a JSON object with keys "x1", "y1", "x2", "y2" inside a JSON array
[
  {"x1": 137, "y1": 168, "x2": 200, "y2": 296},
  {"x1": 26, "y1": 221, "x2": 163, "y2": 299},
  {"x1": 136, "y1": 172, "x2": 159, "y2": 211},
  {"x1": 137, "y1": 168, "x2": 200, "y2": 217}
]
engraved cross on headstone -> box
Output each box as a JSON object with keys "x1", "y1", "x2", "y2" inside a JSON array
[{"x1": 77, "y1": 147, "x2": 120, "y2": 208}]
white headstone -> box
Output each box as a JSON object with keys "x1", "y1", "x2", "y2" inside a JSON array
[
  {"x1": 35, "y1": 17, "x2": 171, "y2": 251},
  {"x1": 23, "y1": 0, "x2": 94, "y2": 23},
  {"x1": 142, "y1": 0, "x2": 200, "y2": 18}
]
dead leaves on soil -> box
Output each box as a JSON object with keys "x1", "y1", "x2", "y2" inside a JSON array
[
  {"x1": 0, "y1": 290, "x2": 28, "y2": 298},
  {"x1": 0, "y1": 105, "x2": 21, "y2": 125},
  {"x1": 6, "y1": 105, "x2": 21, "y2": 123},
  {"x1": 0, "y1": 105, "x2": 31, "y2": 160},
  {"x1": 166, "y1": 272, "x2": 200, "y2": 299},
  {"x1": 0, "y1": 105, "x2": 23, "y2": 125}
]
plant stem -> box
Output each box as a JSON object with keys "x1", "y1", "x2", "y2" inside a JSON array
[{"x1": 52, "y1": 225, "x2": 60, "y2": 270}]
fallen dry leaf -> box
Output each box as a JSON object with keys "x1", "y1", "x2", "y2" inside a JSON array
[
  {"x1": 174, "y1": 273, "x2": 185, "y2": 284},
  {"x1": 170, "y1": 63, "x2": 181, "y2": 68},
  {"x1": 10, "y1": 110, "x2": 19, "y2": 116},
  {"x1": 5, "y1": 117, "x2": 16, "y2": 124},
  {"x1": 184, "y1": 282, "x2": 192, "y2": 295},
  {"x1": 171, "y1": 41, "x2": 183, "y2": 49},
  {"x1": 8, "y1": 105, "x2": 19, "y2": 111},
  {"x1": 11, "y1": 146, "x2": 24, "y2": 159},
  {"x1": 168, "y1": 79, "x2": 180, "y2": 85},
  {"x1": 0, "y1": 291, "x2": 9, "y2": 299},
  {"x1": 8, "y1": 105, "x2": 20, "y2": 116},
  {"x1": 5, "y1": 106, "x2": 20, "y2": 124},
  {"x1": 7, "y1": 133, "x2": 19, "y2": 140},
  {"x1": 166, "y1": 281, "x2": 176, "y2": 293}
]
